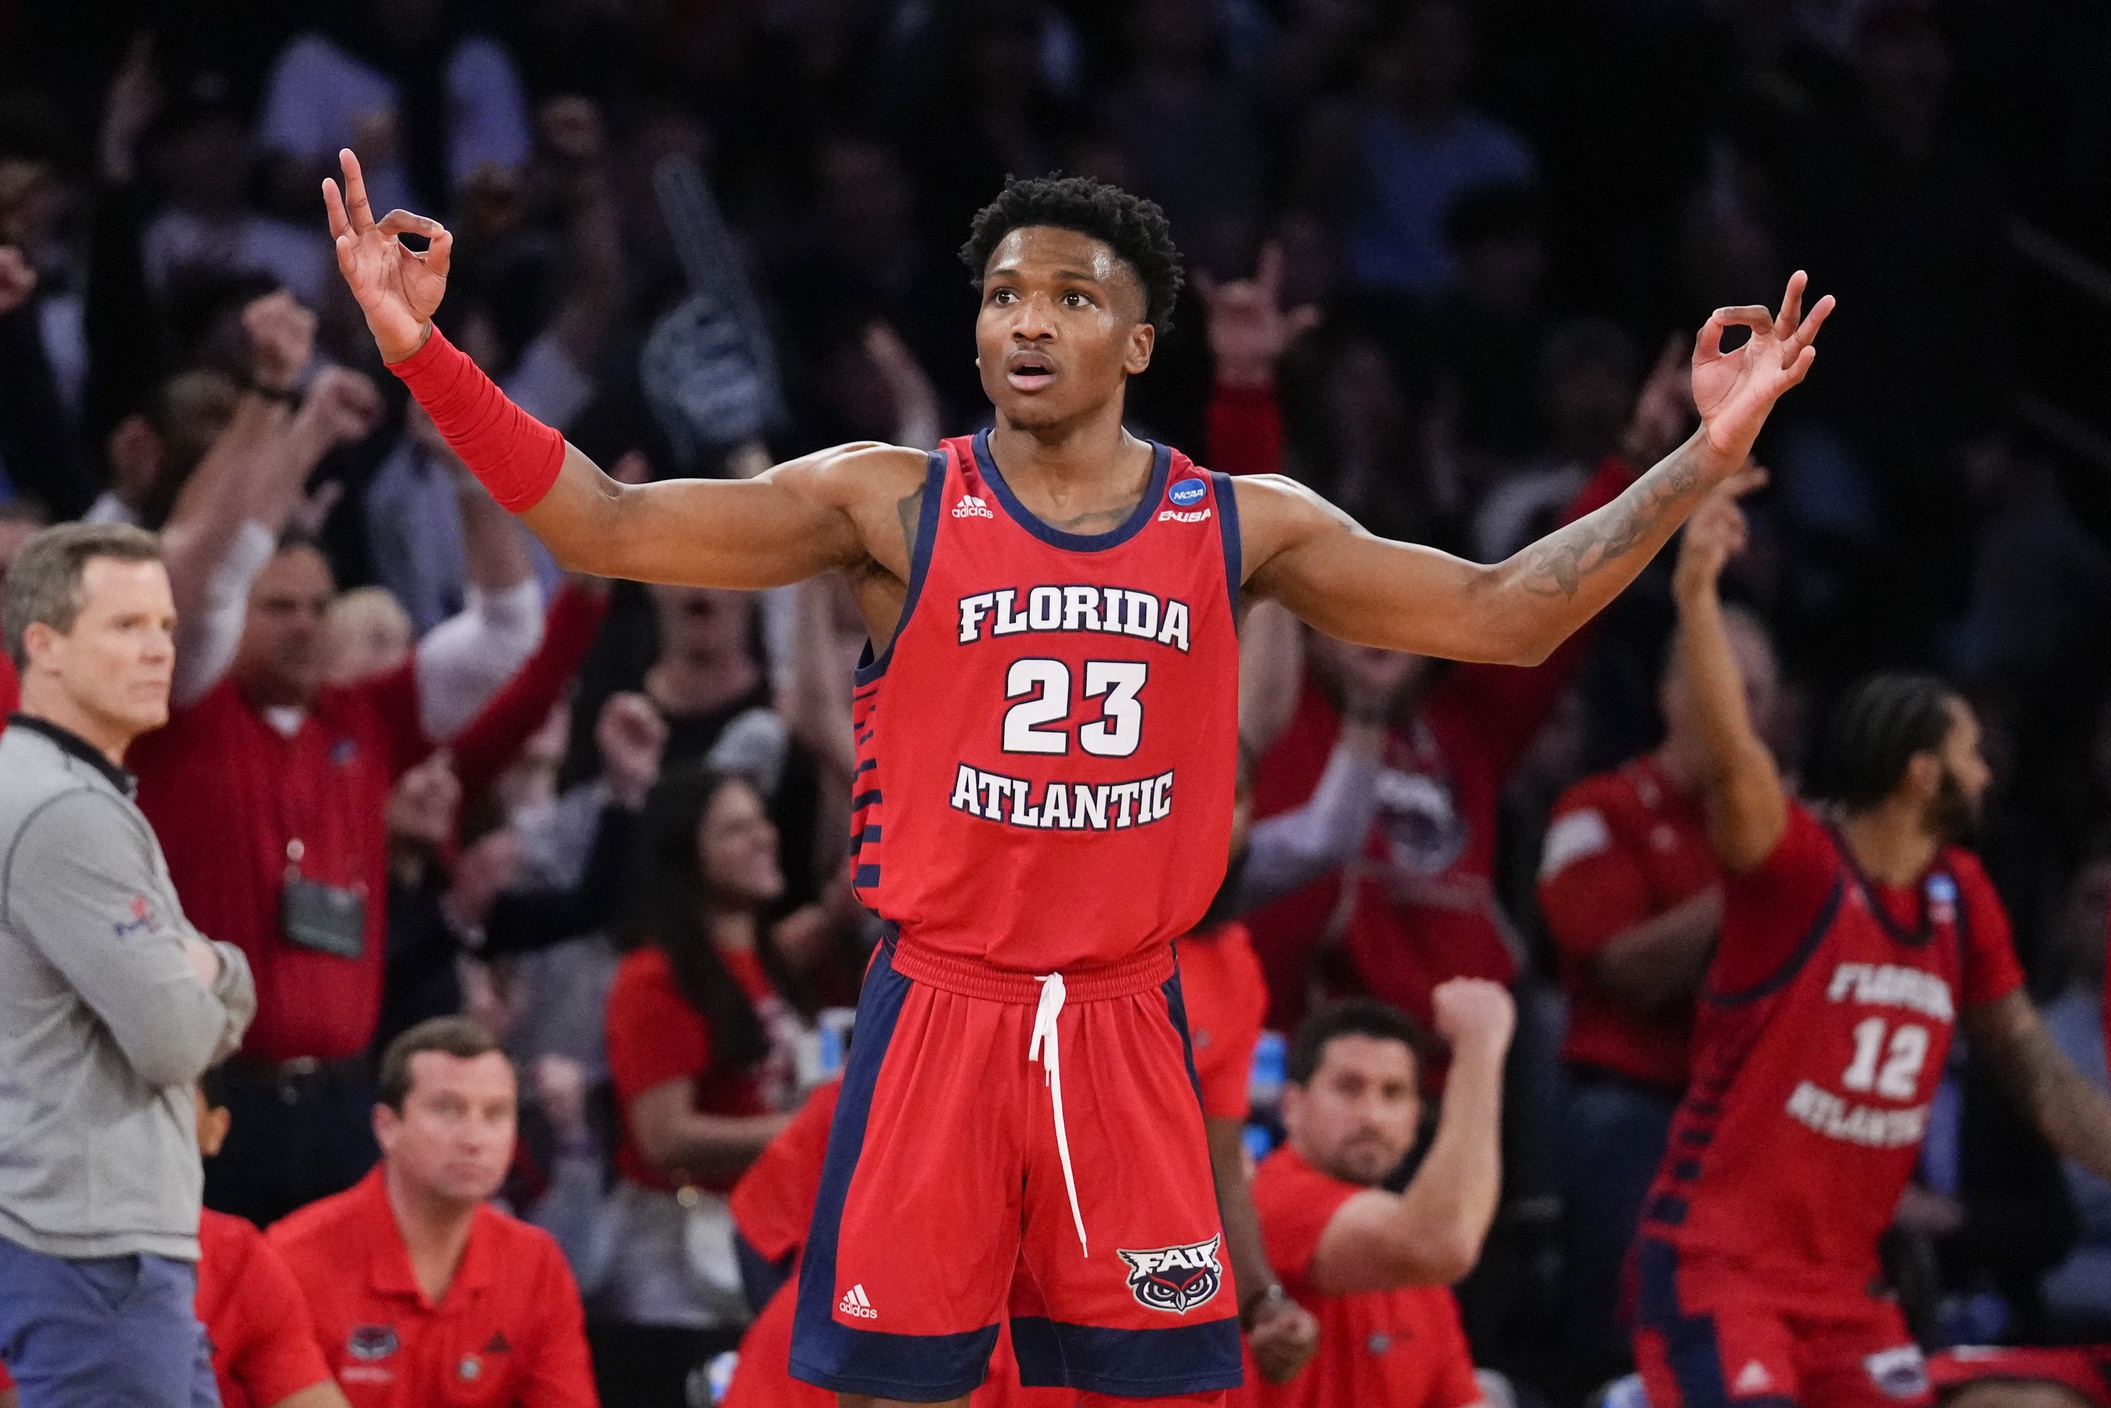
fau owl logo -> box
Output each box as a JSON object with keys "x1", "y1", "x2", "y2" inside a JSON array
[{"x1": 1117, "y1": 1235, "x2": 1223, "y2": 1314}]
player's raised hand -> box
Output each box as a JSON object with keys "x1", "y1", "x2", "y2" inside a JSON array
[
  {"x1": 1691, "y1": 271, "x2": 1833, "y2": 460},
  {"x1": 323, "y1": 148, "x2": 451, "y2": 364},
  {"x1": 1672, "y1": 462, "x2": 1766, "y2": 605},
  {"x1": 1431, "y1": 978, "x2": 1516, "y2": 1058},
  {"x1": 1198, "y1": 241, "x2": 1322, "y2": 388}
]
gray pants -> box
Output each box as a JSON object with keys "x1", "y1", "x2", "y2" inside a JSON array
[{"x1": 0, "y1": 1236, "x2": 217, "y2": 1407}]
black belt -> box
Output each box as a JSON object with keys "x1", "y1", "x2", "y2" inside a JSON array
[{"x1": 224, "y1": 1055, "x2": 369, "y2": 1103}]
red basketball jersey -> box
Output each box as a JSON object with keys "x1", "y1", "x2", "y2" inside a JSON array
[
  {"x1": 1640, "y1": 804, "x2": 2022, "y2": 1282},
  {"x1": 849, "y1": 430, "x2": 1241, "y2": 973}
]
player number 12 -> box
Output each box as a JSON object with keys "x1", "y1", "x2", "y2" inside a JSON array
[{"x1": 1841, "y1": 1017, "x2": 1930, "y2": 1101}]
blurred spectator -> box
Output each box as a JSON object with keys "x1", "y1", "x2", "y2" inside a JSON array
[
  {"x1": 1101, "y1": 0, "x2": 1263, "y2": 274},
  {"x1": 1304, "y1": 0, "x2": 1536, "y2": 299},
  {"x1": 1232, "y1": 989, "x2": 1514, "y2": 1408},
  {"x1": 1429, "y1": 183, "x2": 1551, "y2": 466},
  {"x1": 323, "y1": 584, "x2": 413, "y2": 683},
  {"x1": 593, "y1": 768, "x2": 809, "y2": 1402},
  {"x1": 0, "y1": 499, "x2": 49, "y2": 715},
  {"x1": 1537, "y1": 604, "x2": 1780, "y2": 1376},
  {"x1": 254, "y1": 0, "x2": 531, "y2": 219},
  {"x1": 126, "y1": 324, "x2": 551, "y2": 1221},
  {"x1": 2040, "y1": 859, "x2": 2111, "y2": 1333},
  {"x1": 143, "y1": 91, "x2": 332, "y2": 308},
  {"x1": 269, "y1": 1017, "x2": 597, "y2": 1406}
]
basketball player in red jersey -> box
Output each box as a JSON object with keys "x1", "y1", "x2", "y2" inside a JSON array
[
  {"x1": 325, "y1": 146, "x2": 1830, "y2": 1405},
  {"x1": 1633, "y1": 479, "x2": 2111, "y2": 1407}
]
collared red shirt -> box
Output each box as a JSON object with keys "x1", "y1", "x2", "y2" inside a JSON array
[
  {"x1": 198, "y1": 1209, "x2": 336, "y2": 1408},
  {"x1": 267, "y1": 1167, "x2": 597, "y2": 1408}
]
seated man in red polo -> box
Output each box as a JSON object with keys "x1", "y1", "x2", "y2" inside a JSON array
[
  {"x1": 1233, "y1": 986, "x2": 1513, "y2": 1408},
  {"x1": 269, "y1": 1017, "x2": 595, "y2": 1407}
]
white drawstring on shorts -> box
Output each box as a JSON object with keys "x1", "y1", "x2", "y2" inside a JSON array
[{"x1": 1030, "y1": 972, "x2": 1088, "y2": 1257}]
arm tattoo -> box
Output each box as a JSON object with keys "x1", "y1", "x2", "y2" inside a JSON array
[
  {"x1": 1973, "y1": 992, "x2": 2111, "y2": 1184},
  {"x1": 1517, "y1": 439, "x2": 1712, "y2": 598},
  {"x1": 896, "y1": 485, "x2": 924, "y2": 566}
]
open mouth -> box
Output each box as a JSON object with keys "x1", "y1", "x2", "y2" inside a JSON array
[{"x1": 1005, "y1": 353, "x2": 1055, "y2": 390}]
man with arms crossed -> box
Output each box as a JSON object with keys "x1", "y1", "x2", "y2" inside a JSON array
[
  {"x1": 1234, "y1": 986, "x2": 1513, "y2": 1408},
  {"x1": 0, "y1": 523, "x2": 257, "y2": 1406},
  {"x1": 325, "y1": 145, "x2": 1827, "y2": 1406},
  {"x1": 1633, "y1": 479, "x2": 2111, "y2": 1406}
]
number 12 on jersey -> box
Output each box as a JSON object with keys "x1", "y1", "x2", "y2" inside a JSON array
[{"x1": 1841, "y1": 1017, "x2": 1930, "y2": 1101}]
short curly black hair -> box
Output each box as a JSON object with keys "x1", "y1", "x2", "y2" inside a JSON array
[{"x1": 960, "y1": 174, "x2": 1185, "y2": 332}]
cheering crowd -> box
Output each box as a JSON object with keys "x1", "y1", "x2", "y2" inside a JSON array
[{"x1": 3, "y1": 2, "x2": 2111, "y2": 1406}]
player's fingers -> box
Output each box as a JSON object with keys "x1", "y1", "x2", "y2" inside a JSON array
[
  {"x1": 424, "y1": 228, "x2": 453, "y2": 280},
  {"x1": 339, "y1": 148, "x2": 375, "y2": 232},
  {"x1": 1773, "y1": 269, "x2": 1807, "y2": 339},
  {"x1": 1783, "y1": 343, "x2": 1817, "y2": 386},
  {"x1": 322, "y1": 179, "x2": 352, "y2": 240},
  {"x1": 1789, "y1": 293, "x2": 1835, "y2": 354},
  {"x1": 377, "y1": 208, "x2": 446, "y2": 240}
]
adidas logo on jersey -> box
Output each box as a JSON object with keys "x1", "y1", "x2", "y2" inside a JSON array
[
  {"x1": 953, "y1": 494, "x2": 993, "y2": 519},
  {"x1": 838, "y1": 1284, "x2": 878, "y2": 1319},
  {"x1": 1734, "y1": 1361, "x2": 1775, "y2": 1394}
]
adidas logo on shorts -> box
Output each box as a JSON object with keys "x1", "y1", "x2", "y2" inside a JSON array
[
  {"x1": 953, "y1": 494, "x2": 993, "y2": 519},
  {"x1": 838, "y1": 1284, "x2": 878, "y2": 1319}
]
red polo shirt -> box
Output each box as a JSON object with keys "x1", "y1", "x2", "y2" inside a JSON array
[
  {"x1": 1178, "y1": 921, "x2": 1270, "y2": 1121},
  {"x1": 129, "y1": 666, "x2": 430, "y2": 1062},
  {"x1": 199, "y1": 1209, "x2": 337, "y2": 1408},
  {"x1": 268, "y1": 1168, "x2": 595, "y2": 1408},
  {"x1": 1537, "y1": 754, "x2": 1718, "y2": 1090},
  {"x1": 1233, "y1": 1146, "x2": 1481, "y2": 1408}
]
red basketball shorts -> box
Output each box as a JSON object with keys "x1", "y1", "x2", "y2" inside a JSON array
[
  {"x1": 789, "y1": 931, "x2": 1241, "y2": 1402},
  {"x1": 1633, "y1": 1237, "x2": 1931, "y2": 1407}
]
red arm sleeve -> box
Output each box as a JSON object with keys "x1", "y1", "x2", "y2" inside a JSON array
[
  {"x1": 1711, "y1": 803, "x2": 1841, "y2": 996},
  {"x1": 388, "y1": 326, "x2": 566, "y2": 513},
  {"x1": 223, "y1": 1235, "x2": 336, "y2": 1408},
  {"x1": 1205, "y1": 381, "x2": 1284, "y2": 478},
  {"x1": 519, "y1": 1235, "x2": 599, "y2": 1408},
  {"x1": 1538, "y1": 785, "x2": 1659, "y2": 963},
  {"x1": 447, "y1": 583, "x2": 610, "y2": 802},
  {"x1": 1434, "y1": 455, "x2": 1639, "y2": 779}
]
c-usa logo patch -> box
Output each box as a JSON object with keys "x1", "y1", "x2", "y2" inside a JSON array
[{"x1": 1117, "y1": 1235, "x2": 1223, "y2": 1314}]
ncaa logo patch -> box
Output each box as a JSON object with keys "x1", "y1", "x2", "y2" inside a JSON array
[
  {"x1": 1117, "y1": 1235, "x2": 1223, "y2": 1314},
  {"x1": 1863, "y1": 1345, "x2": 1928, "y2": 1400},
  {"x1": 1167, "y1": 477, "x2": 1208, "y2": 508}
]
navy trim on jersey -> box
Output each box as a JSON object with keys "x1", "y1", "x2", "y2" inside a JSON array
[
  {"x1": 1705, "y1": 874, "x2": 1845, "y2": 1008},
  {"x1": 1009, "y1": 1316, "x2": 1244, "y2": 1396},
  {"x1": 1634, "y1": 1238, "x2": 1742, "y2": 1408},
  {"x1": 1211, "y1": 470, "x2": 1242, "y2": 618},
  {"x1": 789, "y1": 940, "x2": 1002, "y2": 1399},
  {"x1": 972, "y1": 428, "x2": 1172, "y2": 552},
  {"x1": 853, "y1": 450, "x2": 947, "y2": 688}
]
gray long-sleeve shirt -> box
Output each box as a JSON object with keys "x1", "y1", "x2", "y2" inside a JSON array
[{"x1": 0, "y1": 716, "x2": 255, "y2": 1261}]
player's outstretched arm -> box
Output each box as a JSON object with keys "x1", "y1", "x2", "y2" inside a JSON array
[
  {"x1": 1242, "y1": 274, "x2": 1831, "y2": 665},
  {"x1": 324, "y1": 149, "x2": 913, "y2": 590},
  {"x1": 1969, "y1": 990, "x2": 2111, "y2": 1185},
  {"x1": 1671, "y1": 470, "x2": 1787, "y2": 873},
  {"x1": 1308, "y1": 980, "x2": 1514, "y2": 1296}
]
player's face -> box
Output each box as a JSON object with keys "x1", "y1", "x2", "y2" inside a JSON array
[
  {"x1": 233, "y1": 545, "x2": 335, "y2": 705},
  {"x1": 698, "y1": 778, "x2": 785, "y2": 907},
  {"x1": 27, "y1": 557, "x2": 176, "y2": 741},
  {"x1": 975, "y1": 226, "x2": 1155, "y2": 432},
  {"x1": 376, "y1": 1051, "x2": 518, "y2": 1209},
  {"x1": 1283, "y1": 1035, "x2": 1422, "y2": 1187},
  {"x1": 1928, "y1": 697, "x2": 1991, "y2": 840}
]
